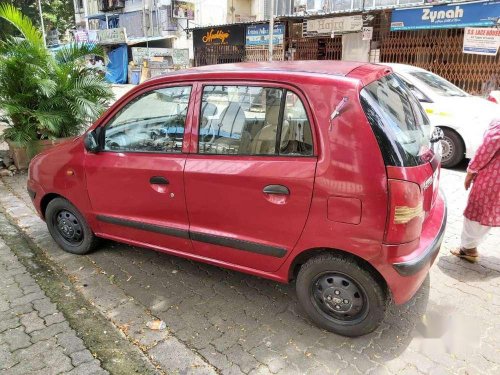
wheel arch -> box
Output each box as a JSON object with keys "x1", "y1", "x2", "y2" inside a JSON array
[
  {"x1": 438, "y1": 126, "x2": 464, "y2": 142},
  {"x1": 40, "y1": 192, "x2": 66, "y2": 219},
  {"x1": 288, "y1": 248, "x2": 389, "y2": 297},
  {"x1": 438, "y1": 126, "x2": 466, "y2": 157}
]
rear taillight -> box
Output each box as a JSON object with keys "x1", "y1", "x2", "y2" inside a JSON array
[
  {"x1": 385, "y1": 179, "x2": 424, "y2": 244},
  {"x1": 487, "y1": 95, "x2": 498, "y2": 104}
]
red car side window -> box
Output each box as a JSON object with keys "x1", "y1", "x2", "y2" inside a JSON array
[
  {"x1": 198, "y1": 86, "x2": 313, "y2": 156},
  {"x1": 279, "y1": 91, "x2": 313, "y2": 156},
  {"x1": 103, "y1": 86, "x2": 192, "y2": 153}
]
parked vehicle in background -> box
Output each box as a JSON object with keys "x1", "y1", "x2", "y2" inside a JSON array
[
  {"x1": 27, "y1": 62, "x2": 446, "y2": 337},
  {"x1": 385, "y1": 63, "x2": 500, "y2": 168}
]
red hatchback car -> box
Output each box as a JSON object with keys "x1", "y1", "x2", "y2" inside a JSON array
[{"x1": 28, "y1": 61, "x2": 446, "y2": 336}]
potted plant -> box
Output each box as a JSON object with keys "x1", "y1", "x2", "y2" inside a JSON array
[{"x1": 0, "y1": 5, "x2": 114, "y2": 169}]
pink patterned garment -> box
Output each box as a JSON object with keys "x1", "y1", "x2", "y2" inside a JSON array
[{"x1": 464, "y1": 119, "x2": 500, "y2": 227}]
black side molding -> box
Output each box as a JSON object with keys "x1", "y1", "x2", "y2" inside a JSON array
[
  {"x1": 96, "y1": 215, "x2": 287, "y2": 258},
  {"x1": 96, "y1": 215, "x2": 190, "y2": 239},
  {"x1": 190, "y1": 231, "x2": 287, "y2": 258}
]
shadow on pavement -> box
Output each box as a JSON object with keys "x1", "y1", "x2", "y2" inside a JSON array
[{"x1": 437, "y1": 254, "x2": 500, "y2": 282}]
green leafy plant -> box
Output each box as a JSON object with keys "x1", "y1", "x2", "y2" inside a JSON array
[
  {"x1": 0, "y1": 4, "x2": 114, "y2": 149},
  {"x1": 0, "y1": 0, "x2": 75, "y2": 41}
]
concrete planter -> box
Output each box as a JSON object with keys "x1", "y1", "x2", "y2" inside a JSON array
[{"x1": 7, "y1": 137, "x2": 73, "y2": 170}]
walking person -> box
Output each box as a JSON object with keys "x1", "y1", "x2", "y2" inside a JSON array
[{"x1": 451, "y1": 119, "x2": 499, "y2": 262}]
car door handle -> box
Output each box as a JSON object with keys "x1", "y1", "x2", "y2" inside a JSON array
[
  {"x1": 263, "y1": 185, "x2": 290, "y2": 195},
  {"x1": 150, "y1": 176, "x2": 169, "y2": 185}
]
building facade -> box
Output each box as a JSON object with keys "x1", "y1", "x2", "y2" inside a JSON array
[
  {"x1": 190, "y1": 0, "x2": 500, "y2": 94},
  {"x1": 72, "y1": 0, "x2": 499, "y2": 91}
]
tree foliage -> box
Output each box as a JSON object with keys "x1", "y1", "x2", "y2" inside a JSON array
[
  {"x1": 0, "y1": 4, "x2": 114, "y2": 148},
  {"x1": 0, "y1": 0, "x2": 75, "y2": 40}
]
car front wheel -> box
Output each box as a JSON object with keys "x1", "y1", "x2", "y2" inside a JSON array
[
  {"x1": 296, "y1": 254, "x2": 387, "y2": 337},
  {"x1": 45, "y1": 197, "x2": 98, "y2": 255},
  {"x1": 440, "y1": 128, "x2": 465, "y2": 168}
]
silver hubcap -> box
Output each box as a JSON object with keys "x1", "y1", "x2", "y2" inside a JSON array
[{"x1": 441, "y1": 137, "x2": 454, "y2": 162}]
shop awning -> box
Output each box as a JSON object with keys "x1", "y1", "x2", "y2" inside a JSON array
[{"x1": 127, "y1": 35, "x2": 176, "y2": 45}]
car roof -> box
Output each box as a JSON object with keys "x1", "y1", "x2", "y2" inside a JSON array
[
  {"x1": 147, "y1": 61, "x2": 391, "y2": 86},
  {"x1": 191, "y1": 61, "x2": 370, "y2": 76},
  {"x1": 381, "y1": 63, "x2": 428, "y2": 73}
]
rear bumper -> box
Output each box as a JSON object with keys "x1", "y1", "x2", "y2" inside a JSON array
[
  {"x1": 392, "y1": 202, "x2": 447, "y2": 276},
  {"x1": 379, "y1": 190, "x2": 447, "y2": 304}
]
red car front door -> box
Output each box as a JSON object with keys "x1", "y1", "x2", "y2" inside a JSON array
[
  {"x1": 84, "y1": 85, "x2": 194, "y2": 254},
  {"x1": 184, "y1": 83, "x2": 318, "y2": 273}
]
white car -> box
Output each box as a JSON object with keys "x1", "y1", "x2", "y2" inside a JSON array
[{"x1": 384, "y1": 63, "x2": 500, "y2": 167}]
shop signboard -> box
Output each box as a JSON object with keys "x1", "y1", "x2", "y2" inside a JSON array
[
  {"x1": 246, "y1": 24, "x2": 285, "y2": 46},
  {"x1": 74, "y1": 30, "x2": 88, "y2": 43},
  {"x1": 463, "y1": 27, "x2": 500, "y2": 56},
  {"x1": 303, "y1": 15, "x2": 363, "y2": 37},
  {"x1": 97, "y1": 27, "x2": 127, "y2": 44},
  {"x1": 132, "y1": 47, "x2": 190, "y2": 66},
  {"x1": 172, "y1": 0, "x2": 195, "y2": 20},
  {"x1": 193, "y1": 25, "x2": 246, "y2": 48},
  {"x1": 390, "y1": 0, "x2": 500, "y2": 31},
  {"x1": 132, "y1": 47, "x2": 173, "y2": 64}
]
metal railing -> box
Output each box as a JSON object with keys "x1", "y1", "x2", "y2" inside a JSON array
[{"x1": 98, "y1": 0, "x2": 125, "y2": 12}]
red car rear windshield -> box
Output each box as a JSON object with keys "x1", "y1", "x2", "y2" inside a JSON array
[{"x1": 360, "y1": 73, "x2": 432, "y2": 167}]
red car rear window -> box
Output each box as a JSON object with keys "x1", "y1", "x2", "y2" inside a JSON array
[{"x1": 360, "y1": 74, "x2": 433, "y2": 167}]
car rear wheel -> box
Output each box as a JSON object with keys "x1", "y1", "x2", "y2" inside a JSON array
[
  {"x1": 440, "y1": 128, "x2": 465, "y2": 168},
  {"x1": 45, "y1": 197, "x2": 98, "y2": 255},
  {"x1": 296, "y1": 254, "x2": 387, "y2": 337}
]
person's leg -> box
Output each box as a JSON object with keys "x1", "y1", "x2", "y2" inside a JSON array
[
  {"x1": 460, "y1": 218, "x2": 491, "y2": 250},
  {"x1": 451, "y1": 218, "x2": 491, "y2": 262}
]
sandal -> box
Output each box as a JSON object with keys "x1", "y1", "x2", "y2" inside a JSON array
[{"x1": 450, "y1": 248, "x2": 479, "y2": 263}]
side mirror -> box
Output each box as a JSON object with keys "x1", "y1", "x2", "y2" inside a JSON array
[
  {"x1": 84, "y1": 130, "x2": 99, "y2": 153},
  {"x1": 430, "y1": 127, "x2": 444, "y2": 143}
]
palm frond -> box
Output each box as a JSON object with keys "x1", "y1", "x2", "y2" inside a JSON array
[
  {"x1": 0, "y1": 4, "x2": 44, "y2": 48},
  {"x1": 1, "y1": 120, "x2": 38, "y2": 144},
  {"x1": 37, "y1": 78, "x2": 57, "y2": 98},
  {"x1": 31, "y1": 110, "x2": 65, "y2": 133},
  {"x1": 55, "y1": 43, "x2": 105, "y2": 64}
]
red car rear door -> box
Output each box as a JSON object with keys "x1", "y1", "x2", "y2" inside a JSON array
[{"x1": 184, "y1": 82, "x2": 318, "y2": 272}]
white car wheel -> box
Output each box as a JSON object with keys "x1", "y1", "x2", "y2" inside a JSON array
[{"x1": 440, "y1": 128, "x2": 464, "y2": 168}]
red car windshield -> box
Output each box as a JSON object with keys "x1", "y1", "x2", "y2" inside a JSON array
[{"x1": 360, "y1": 73, "x2": 433, "y2": 167}]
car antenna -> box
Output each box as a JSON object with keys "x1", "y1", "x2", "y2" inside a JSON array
[{"x1": 329, "y1": 97, "x2": 349, "y2": 131}]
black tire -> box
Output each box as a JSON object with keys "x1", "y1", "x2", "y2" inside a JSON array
[
  {"x1": 296, "y1": 254, "x2": 387, "y2": 337},
  {"x1": 440, "y1": 128, "x2": 465, "y2": 168},
  {"x1": 45, "y1": 197, "x2": 98, "y2": 255}
]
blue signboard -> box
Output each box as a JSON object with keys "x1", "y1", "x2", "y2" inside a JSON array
[
  {"x1": 246, "y1": 24, "x2": 285, "y2": 46},
  {"x1": 390, "y1": 0, "x2": 500, "y2": 31}
]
